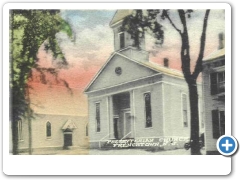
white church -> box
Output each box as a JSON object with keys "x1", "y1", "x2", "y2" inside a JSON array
[{"x1": 84, "y1": 10, "x2": 203, "y2": 149}]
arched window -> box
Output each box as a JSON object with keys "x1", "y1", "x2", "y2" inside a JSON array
[
  {"x1": 96, "y1": 103, "x2": 101, "y2": 132},
  {"x1": 46, "y1": 121, "x2": 51, "y2": 138},
  {"x1": 86, "y1": 124, "x2": 88, "y2": 137}
]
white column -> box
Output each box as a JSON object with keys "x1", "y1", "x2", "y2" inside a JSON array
[
  {"x1": 108, "y1": 96, "x2": 114, "y2": 139},
  {"x1": 161, "y1": 83, "x2": 165, "y2": 136},
  {"x1": 130, "y1": 90, "x2": 136, "y2": 138}
]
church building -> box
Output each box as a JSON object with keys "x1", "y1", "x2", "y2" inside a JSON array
[
  {"x1": 84, "y1": 10, "x2": 203, "y2": 149},
  {"x1": 10, "y1": 85, "x2": 89, "y2": 154}
]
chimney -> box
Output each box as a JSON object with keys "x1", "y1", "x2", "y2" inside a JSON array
[
  {"x1": 218, "y1": 33, "x2": 225, "y2": 49},
  {"x1": 164, "y1": 58, "x2": 169, "y2": 68}
]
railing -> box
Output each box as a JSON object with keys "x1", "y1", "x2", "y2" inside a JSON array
[
  {"x1": 121, "y1": 131, "x2": 132, "y2": 140},
  {"x1": 99, "y1": 133, "x2": 113, "y2": 149}
]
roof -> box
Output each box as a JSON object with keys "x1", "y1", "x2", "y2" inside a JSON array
[
  {"x1": 117, "y1": 52, "x2": 184, "y2": 78},
  {"x1": 109, "y1": 10, "x2": 133, "y2": 27},
  {"x1": 84, "y1": 52, "x2": 184, "y2": 93},
  {"x1": 139, "y1": 60, "x2": 184, "y2": 79},
  {"x1": 203, "y1": 48, "x2": 225, "y2": 61}
]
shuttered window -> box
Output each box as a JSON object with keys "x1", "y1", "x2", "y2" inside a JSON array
[
  {"x1": 212, "y1": 110, "x2": 225, "y2": 139},
  {"x1": 210, "y1": 72, "x2": 225, "y2": 95},
  {"x1": 212, "y1": 110, "x2": 220, "y2": 139},
  {"x1": 219, "y1": 111, "x2": 225, "y2": 136}
]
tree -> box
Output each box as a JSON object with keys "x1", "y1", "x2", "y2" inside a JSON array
[
  {"x1": 10, "y1": 10, "x2": 72, "y2": 155},
  {"x1": 121, "y1": 9, "x2": 210, "y2": 155}
]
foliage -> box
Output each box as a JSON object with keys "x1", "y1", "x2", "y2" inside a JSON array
[{"x1": 10, "y1": 10, "x2": 73, "y2": 154}]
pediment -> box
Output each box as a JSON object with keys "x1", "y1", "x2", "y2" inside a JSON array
[
  {"x1": 62, "y1": 120, "x2": 77, "y2": 131},
  {"x1": 85, "y1": 53, "x2": 159, "y2": 93}
]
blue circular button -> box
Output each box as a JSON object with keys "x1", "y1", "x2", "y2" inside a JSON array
[{"x1": 217, "y1": 135, "x2": 238, "y2": 156}]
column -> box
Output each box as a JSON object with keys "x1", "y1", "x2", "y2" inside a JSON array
[
  {"x1": 130, "y1": 90, "x2": 136, "y2": 138},
  {"x1": 108, "y1": 96, "x2": 114, "y2": 139}
]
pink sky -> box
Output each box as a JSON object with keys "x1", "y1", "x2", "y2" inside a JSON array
[{"x1": 29, "y1": 9, "x2": 225, "y2": 116}]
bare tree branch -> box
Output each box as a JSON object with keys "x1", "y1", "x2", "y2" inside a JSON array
[
  {"x1": 192, "y1": 9, "x2": 210, "y2": 79},
  {"x1": 164, "y1": 11, "x2": 182, "y2": 35}
]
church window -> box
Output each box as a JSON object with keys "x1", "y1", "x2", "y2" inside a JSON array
[
  {"x1": 96, "y1": 103, "x2": 101, "y2": 132},
  {"x1": 18, "y1": 120, "x2": 23, "y2": 141},
  {"x1": 115, "y1": 67, "x2": 122, "y2": 75},
  {"x1": 46, "y1": 121, "x2": 51, "y2": 138},
  {"x1": 144, "y1": 92, "x2": 152, "y2": 128},
  {"x1": 119, "y1": 32, "x2": 125, "y2": 49}
]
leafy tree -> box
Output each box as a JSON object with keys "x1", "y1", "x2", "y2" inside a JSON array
[
  {"x1": 122, "y1": 9, "x2": 210, "y2": 155},
  {"x1": 10, "y1": 10, "x2": 72, "y2": 155}
]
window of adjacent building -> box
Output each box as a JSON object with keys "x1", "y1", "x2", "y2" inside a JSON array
[
  {"x1": 119, "y1": 32, "x2": 125, "y2": 49},
  {"x1": 144, "y1": 93, "x2": 152, "y2": 128},
  {"x1": 182, "y1": 94, "x2": 188, "y2": 127},
  {"x1": 210, "y1": 71, "x2": 225, "y2": 95},
  {"x1": 46, "y1": 121, "x2": 51, "y2": 138},
  {"x1": 96, "y1": 103, "x2": 101, "y2": 132},
  {"x1": 212, "y1": 110, "x2": 225, "y2": 139},
  {"x1": 18, "y1": 120, "x2": 23, "y2": 141}
]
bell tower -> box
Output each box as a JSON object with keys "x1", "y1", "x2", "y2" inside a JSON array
[{"x1": 109, "y1": 10, "x2": 146, "y2": 52}]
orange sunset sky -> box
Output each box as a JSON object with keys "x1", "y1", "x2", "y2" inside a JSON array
[{"x1": 28, "y1": 9, "x2": 225, "y2": 117}]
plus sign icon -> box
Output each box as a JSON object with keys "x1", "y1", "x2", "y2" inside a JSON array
[{"x1": 217, "y1": 135, "x2": 238, "y2": 156}]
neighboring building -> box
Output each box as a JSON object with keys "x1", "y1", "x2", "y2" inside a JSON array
[
  {"x1": 202, "y1": 33, "x2": 225, "y2": 155},
  {"x1": 10, "y1": 85, "x2": 89, "y2": 154},
  {"x1": 84, "y1": 10, "x2": 203, "y2": 149}
]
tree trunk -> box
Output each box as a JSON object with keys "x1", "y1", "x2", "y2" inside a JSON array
[{"x1": 188, "y1": 80, "x2": 201, "y2": 155}]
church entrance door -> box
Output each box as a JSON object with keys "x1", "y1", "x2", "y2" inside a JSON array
[{"x1": 123, "y1": 111, "x2": 132, "y2": 139}]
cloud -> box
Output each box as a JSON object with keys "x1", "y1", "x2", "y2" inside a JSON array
[
  {"x1": 37, "y1": 9, "x2": 225, "y2": 86},
  {"x1": 61, "y1": 10, "x2": 115, "y2": 31},
  {"x1": 56, "y1": 24, "x2": 114, "y2": 70},
  {"x1": 32, "y1": 9, "x2": 225, "y2": 116}
]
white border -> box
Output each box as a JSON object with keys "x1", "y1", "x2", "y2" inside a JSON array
[{"x1": 2, "y1": 2, "x2": 232, "y2": 176}]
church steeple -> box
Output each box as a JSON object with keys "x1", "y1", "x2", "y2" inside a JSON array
[{"x1": 110, "y1": 10, "x2": 145, "y2": 51}]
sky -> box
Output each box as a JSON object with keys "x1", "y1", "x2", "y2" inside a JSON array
[{"x1": 30, "y1": 9, "x2": 225, "y2": 116}]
